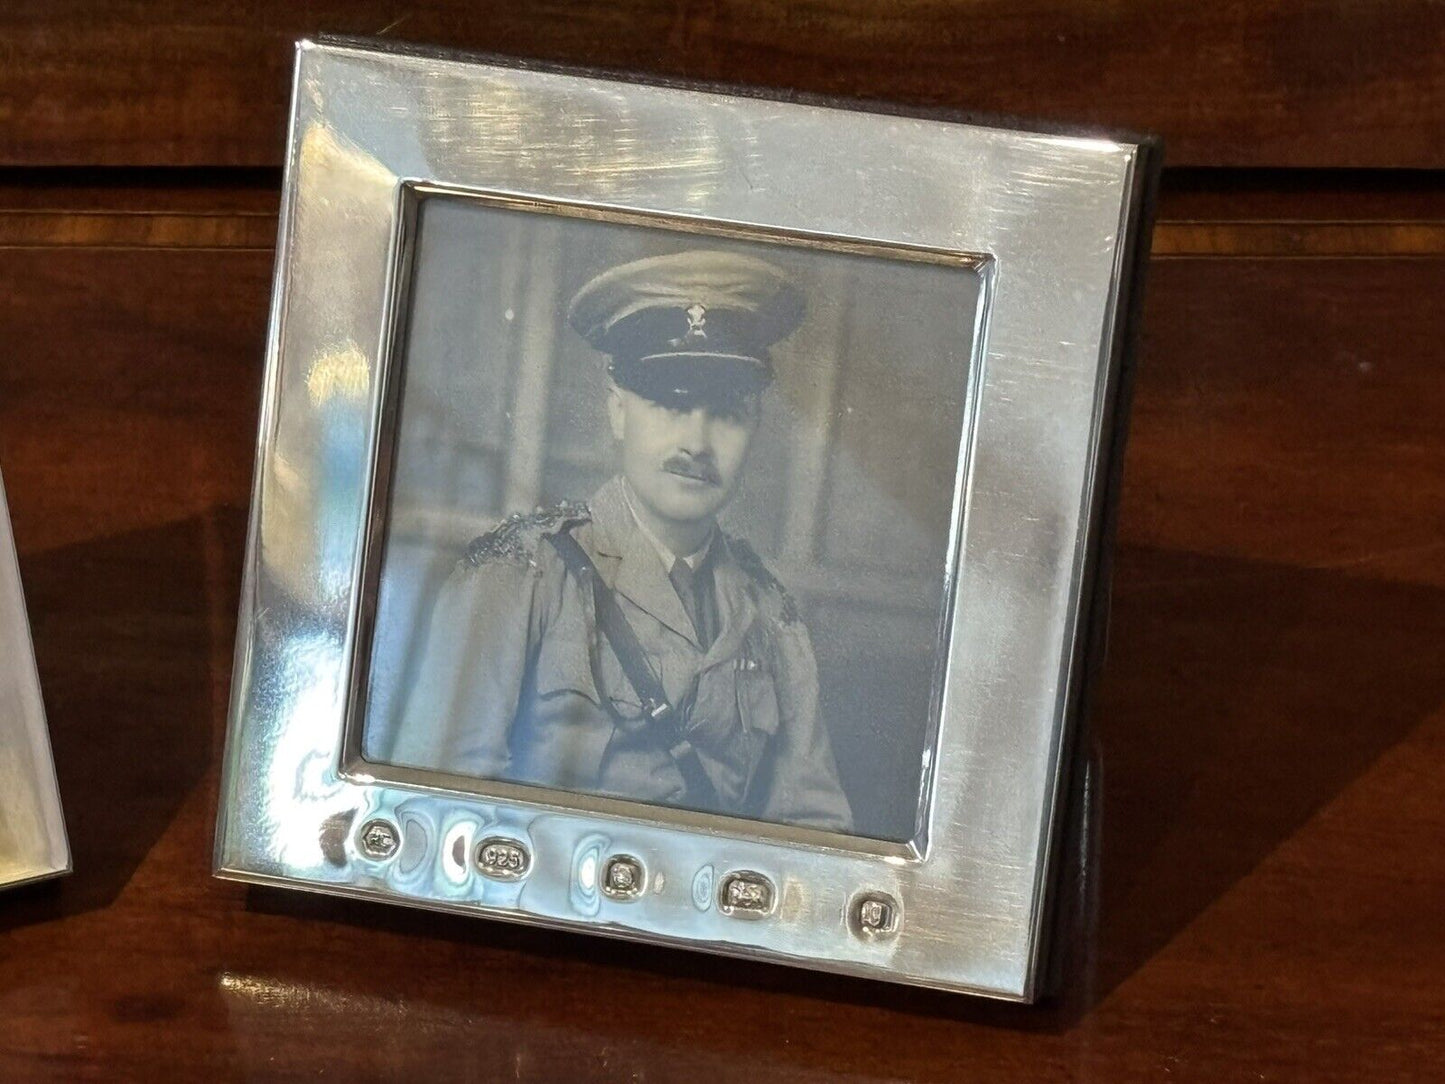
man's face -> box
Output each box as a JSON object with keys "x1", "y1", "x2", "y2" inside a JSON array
[{"x1": 608, "y1": 382, "x2": 760, "y2": 528}]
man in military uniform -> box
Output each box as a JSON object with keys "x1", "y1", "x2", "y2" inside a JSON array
[{"x1": 390, "y1": 249, "x2": 852, "y2": 832}]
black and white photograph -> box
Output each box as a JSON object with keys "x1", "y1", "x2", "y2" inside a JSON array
[{"x1": 360, "y1": 195, "x2": 982, "y2": 842}]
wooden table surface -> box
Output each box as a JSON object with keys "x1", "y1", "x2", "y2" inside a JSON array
[{"x1": 2, "y1": 5, "x2": 1444, "y2": 1080}]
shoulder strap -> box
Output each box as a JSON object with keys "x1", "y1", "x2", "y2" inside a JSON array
[
  {"x1": 546, "y1": 531, "x2": 670, "y2": 720},
  {"x1": 546, "y1": 531, "x2": 720, "y2": 809}
]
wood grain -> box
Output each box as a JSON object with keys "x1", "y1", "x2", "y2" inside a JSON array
[
  {"x1": 2, "y1": 2, "x2": 1444, "y2": 169},
  {"x1": 0, "y1": 193, "x2": 1442, "y2": 1080},
  {"x1": 11, "y1": 180, "x2": 1445, "y2": 261}
]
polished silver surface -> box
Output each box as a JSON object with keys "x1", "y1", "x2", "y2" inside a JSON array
[
  {"x1": 214, "y1": 38, "x2": 1150, "y2": 1000},
  {"x1": 0, "y1": 470, "x2": 70, "y2": 890}
]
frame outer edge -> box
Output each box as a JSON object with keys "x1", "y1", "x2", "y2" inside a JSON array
[
  {"x1": 1031, "y1": 136, "x2": 1163, "y2": 1002},
  {"x1": 210, "y1": 38, "x2": 1161, "y2": 1000},
  {"x1": 212, "y1": 41, "x2": 312, "y2": 876}
]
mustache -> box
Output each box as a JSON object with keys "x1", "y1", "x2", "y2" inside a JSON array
[{"x1": 661, "y1": 453, "x2": 721, "y2": 485}]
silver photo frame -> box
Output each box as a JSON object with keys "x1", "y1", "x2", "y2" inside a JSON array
[
  {"x1": 0, "y1": 469, "x2": 70, "y2": 889},
  {"x1": 215, "y1": 37, "x2": 1155, "y2": 1000}
]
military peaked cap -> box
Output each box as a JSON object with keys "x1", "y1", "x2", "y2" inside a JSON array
[{"x1": 566, "y1": 250, "x2": 805, "y2": 403}]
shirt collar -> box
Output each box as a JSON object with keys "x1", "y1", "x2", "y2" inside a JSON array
[{"x1": 620, "y1": 477, "x2": 715, "y2": 572}]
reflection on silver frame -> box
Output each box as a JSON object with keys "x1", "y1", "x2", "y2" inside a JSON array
[
  {"x1": 215, "y1": 37, "x2": 1156, "y2": 1000},
  {"x1": 0, "y1": 469, "x2": 70, "y2": 889}
]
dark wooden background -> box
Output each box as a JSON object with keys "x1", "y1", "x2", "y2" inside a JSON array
[{"x1": 2, "y1": 4, "x2": 1443, "y2": 1081}]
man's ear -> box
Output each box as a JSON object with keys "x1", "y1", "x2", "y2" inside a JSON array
[{"x1": 607, "y1": 381, "x2": 626, "y2": 442}]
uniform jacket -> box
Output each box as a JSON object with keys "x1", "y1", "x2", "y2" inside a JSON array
[{"x1": 389, "y1": 476, "x2": 853, "y2": 831}]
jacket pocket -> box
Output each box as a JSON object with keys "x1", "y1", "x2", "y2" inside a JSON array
[
  {"x1": 735, "y1": 667, "x2": 781, "y2": 803},
  {"x1": 736, "y1": 667, "x2": 781, "y2": 740},
  {"x1": 532, "y1": 635, "x2": 601, "y2": 706}
]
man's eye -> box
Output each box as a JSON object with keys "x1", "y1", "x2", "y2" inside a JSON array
[
  {"x1": 648, "y1": 391, "x2": 751, "y2": 421},
  {"x1": 719, "y1": 398, "x2": 759, "y2": 422}
]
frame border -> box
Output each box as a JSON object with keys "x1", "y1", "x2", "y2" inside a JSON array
[{"x1": 215, "y1": 38, "x2": 1157, "y2": 1001}]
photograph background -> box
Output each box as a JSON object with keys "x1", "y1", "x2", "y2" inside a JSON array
[{"x1": 363, "y1": 196, "x2": 980, "y2": 841}]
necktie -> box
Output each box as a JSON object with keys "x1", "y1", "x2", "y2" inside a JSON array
[{"x1": 669, "y1": 557, "x2": 718, "y2": 650}]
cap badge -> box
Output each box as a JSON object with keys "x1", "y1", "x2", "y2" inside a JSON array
[{"x1": 684, "y1": 302, "x2": 708, "y2": 342}]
